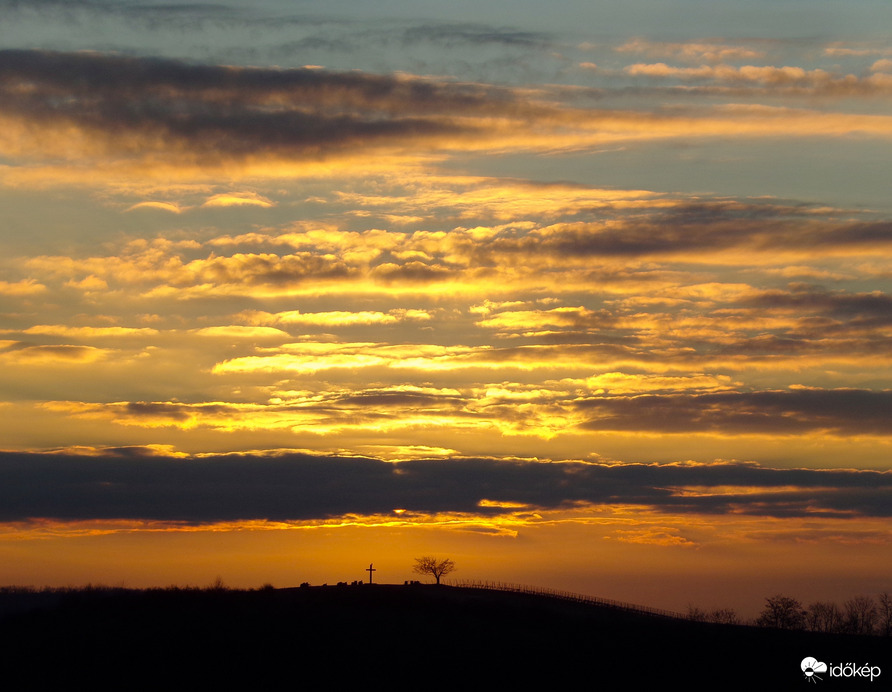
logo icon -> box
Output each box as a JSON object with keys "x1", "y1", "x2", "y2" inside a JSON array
[{"x1": 801, "y1": 657, "x2": 828, "y2": 683}]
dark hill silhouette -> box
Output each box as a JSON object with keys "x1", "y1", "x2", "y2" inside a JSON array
[{"x1": 1, "y1": 584, "x2": 887, "y2": 690}]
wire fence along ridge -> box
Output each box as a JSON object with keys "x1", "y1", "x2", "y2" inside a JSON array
[{"x1": 447, "y1": 579, "x2": 685, "y2": 620}]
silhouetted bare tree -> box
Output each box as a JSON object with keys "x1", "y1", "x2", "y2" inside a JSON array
[
  {"x1": 709, "y1": 608, "x2": 740, "y2": 625},
  {"x1": 686, "y1": 606, "x2": 738, "y2": 624},
  {"x1": 806, "y1": 601, "x2": 843, "y2": 633},
  {"x1": 756, "y1": 594, "x2": 805, "y2": 629},
  {"x1": 412, "y1": 556, "x2": 455, "y2": 585},
  {"x1": 844, "y1": 595, "x2": 877, "y2": 635},
  {"x1": 686, "y1": 605, "x2": 708, "y2": 622},
  {"x1": 878, "y1": 593, "x2": 892, "y2": 637}
]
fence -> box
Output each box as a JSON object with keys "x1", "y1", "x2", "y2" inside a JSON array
[{"x1": 446, "y1": 579, "x2": 685, "y2": 619}]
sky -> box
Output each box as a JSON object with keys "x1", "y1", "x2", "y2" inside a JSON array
[{"x1": 0, "y1": 0, "x2": 890, "y2": 616}]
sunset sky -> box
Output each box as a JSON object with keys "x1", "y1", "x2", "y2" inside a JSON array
[{"x1": 0, "y1": 0, "x2": 890, "y2": 616}]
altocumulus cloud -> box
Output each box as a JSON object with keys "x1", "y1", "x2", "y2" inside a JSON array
[{"x1": 0, "y1": 452, "x2": 888, "y2": 523}]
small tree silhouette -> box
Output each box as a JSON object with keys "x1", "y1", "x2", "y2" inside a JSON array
[
  {"x1": 412, "y1": 556, "x2": 456, "y2": 585},
  {"x1": 709, "y1": 608, "x2": 740, "y2": 625},
  {"x1": 843, "y1": 595, "x2": 878, "y2": 635},
  {"x1": 878, "y1": 592, "x2": 892, "y2": 637},
  {"x1": 757, "y1": 594, "x2": 806, "y2": 629},
  {"x1": 806, "y1": 600, "x2": 843, "y2": 633}
]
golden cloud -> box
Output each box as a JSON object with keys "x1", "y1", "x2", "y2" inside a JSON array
[
  {"x1": 0, "y1": 344, "x2": 109, "y2": 364},
  {"x1": 21, "y1": 325, "x2": 159, "y2": 338},
  {"x1": 190, "y1": 326, "x2": 291, "y2": 339},
  {"x1": 0, "y1": 279, "x2": 46, "y2": 296},
  {"x1": 202, "y1": 192, "x2": 275, "y2": 208},
  {"x1": 616, "y1": 38, "x2": 766, "y2": 63},
  {"x1": 125, "y1": 201, "x2": 185, "y2": 213}
]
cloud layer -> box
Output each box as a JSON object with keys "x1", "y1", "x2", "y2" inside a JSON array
[
  {"x1": 2, "y1": 44, "x2": 892, "y2": 190},
  {"x1": 0, "y1": 18, "x2": 888, "y2": 508},
  {"x1": 1, "y1": 451, "x2": 888, "y2": 523},
  {"x1": 0, "y1": 3, "x2": 890, "y2": 606}
]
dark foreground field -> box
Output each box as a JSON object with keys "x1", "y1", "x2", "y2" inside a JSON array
[{"x1": 1, "y1": 584, "x2": 887, "y2": 690}]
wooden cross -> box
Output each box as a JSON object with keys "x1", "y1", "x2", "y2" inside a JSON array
[{"x1": 366, "y1": 563, "x2": 376, "y2": 584}]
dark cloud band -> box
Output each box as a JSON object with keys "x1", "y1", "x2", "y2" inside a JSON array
[
  {"x1": 0, "y1": 452, "x2": 887, "y2": 523},
  {"x1": 576, "y1": 389, "x2": 892, "y2": 435},
  {"x1": 0, "y1": 49, "x2": 527, "y2": 161}
]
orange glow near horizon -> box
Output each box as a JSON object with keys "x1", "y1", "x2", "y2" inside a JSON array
[{"x1": 0, "y1": 506, "x2": 887, "y2": 617}]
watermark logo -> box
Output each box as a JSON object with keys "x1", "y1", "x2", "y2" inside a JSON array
[
  {"x1": 801, "y1": 657, "x2": 882, "y2": 683},
  {"x1": 802, "y1": 658, "x2": 828, "y2": 683}
]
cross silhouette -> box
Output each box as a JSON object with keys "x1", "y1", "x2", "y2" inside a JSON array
[{"x1": 366, "y1": 563, "x2": 376, "y2": 584}]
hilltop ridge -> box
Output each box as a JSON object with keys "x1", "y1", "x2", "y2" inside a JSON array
[{"x1": 1, "y1": 584, "x2": 886, "y2": 689}]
